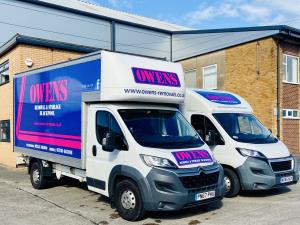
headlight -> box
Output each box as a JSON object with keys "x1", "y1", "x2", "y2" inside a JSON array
[
  {"x1": 236, "y1": 148, "x2": 266, "y2": 159},
  {"x1": 140, "y1": 155, "x2": 177, "y2": 169}
]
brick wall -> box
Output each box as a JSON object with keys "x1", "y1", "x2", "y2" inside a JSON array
[
  {"x1": 0, "y1": 44, "x2": 82, "y2": 167},
  {"x1": 225, "y1": 38, "x2": 278, "y2": 133},
  {"x1": 281, "y1": 42, "x2": 300, "y2": 154}
]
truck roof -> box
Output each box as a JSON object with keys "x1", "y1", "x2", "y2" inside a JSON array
[
  {"x1": 183, "y1": 88, "x2": 253, "y2": 114},
  {"x1": 15, "y1": 50, "x2": 186, "y2": 105}
]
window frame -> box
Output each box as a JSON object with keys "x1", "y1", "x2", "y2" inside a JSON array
[
  {"x1": 282, "y1": 109, "x2": 299, "y2": 119},
  {"x1": 0, "y1": 61, "x2": 9, "y2": 86},
  {"x1": 0, "y1": 120, "x2": 10, "y2": 142},
  {"x1": 191, "y1": 114, "x2": 225, "y2": 145},
  {"x1": 202, "y1": 64, "x2": 218, "y2": 90},
  {"x1": 282, "y1": 54, "x2": 299, "y2": 85},
  {"x1": 95, "y1": 110, "x2": 127, "y2": 150},
  {"x1": 184, "y1": 68, "x2": 197, "y2": 88}
]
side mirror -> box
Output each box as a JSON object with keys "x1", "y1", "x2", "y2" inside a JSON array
[
  {"x1": 102, "y1": 132, "x2": 128, "y2": 152},
  {"x1": 268, "y1": 129, "x2": 272, "y2": 133},
  {"x1": 205, "y1": 130, "x2": 216, "y2": 146},
  {"x1": 102, "y1": 132, "x2": 116, "y2": 152}
]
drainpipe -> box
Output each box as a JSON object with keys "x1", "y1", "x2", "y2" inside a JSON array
[
  {"x1": 277, "y1": 41, "x2": 281, "y2": 139},
  {"x1": 170, "y1": 34, "x2": 173, "y2": 62}
]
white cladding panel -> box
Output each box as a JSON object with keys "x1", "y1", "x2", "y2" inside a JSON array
[
  {"x1": 115, "y1": 24, "x2": 171, "y2": 60},
  {"x1": 100, "y1": 51, "x2": 185, "y2": 104},
  {"x1": 172, "y1": 30, "x2": 279, "y2": 61}
]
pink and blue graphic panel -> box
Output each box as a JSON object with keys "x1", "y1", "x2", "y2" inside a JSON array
[
  {"x1": 132, "y1": 67, "x2": 181, "y2": 87},
  {"x1": 196, "y1": 91, "x2": 241, "y2": 105},
  {"x1": 14, "y1": 59, "x2": 101, "y2": 159},
  {"x1": 172, "y1": 150, "x2": 213, "y2": 166}
]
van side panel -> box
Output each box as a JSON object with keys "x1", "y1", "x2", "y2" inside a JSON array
[{"x1": 14, "y1": 59, "x2": 101, "y2": 168}]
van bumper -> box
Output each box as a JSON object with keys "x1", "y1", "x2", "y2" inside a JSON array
[
  {"x1": 142, "y1": 163, "x2": 225, "y2": 211},
  {"x1": 236, "y1": 156, "x2": 299, "y2": 191}
]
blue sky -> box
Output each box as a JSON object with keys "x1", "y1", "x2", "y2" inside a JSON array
[{"x1": 88, "y1": 0, "x2": 300, "y2": 29}]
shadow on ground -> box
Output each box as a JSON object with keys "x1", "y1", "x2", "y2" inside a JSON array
[{"x1": 239, "y1": 186, "x2": 291, "y2": 197}]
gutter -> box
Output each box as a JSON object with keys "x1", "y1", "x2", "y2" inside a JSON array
[{"x1": 277, "y1": 41, "x2": 281, "y2": 139}]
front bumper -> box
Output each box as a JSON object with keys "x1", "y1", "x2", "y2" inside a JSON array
[
  {"x1": 141, "y1": 163, "x2": 225, "y2": 211},
  {"x1": 236, "y1": 156, "x2": 299, "y2": 191}
]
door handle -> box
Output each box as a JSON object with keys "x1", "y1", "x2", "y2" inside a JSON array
[{"x1": 92, "y1": 145, "x2": 97, "y2": 156}]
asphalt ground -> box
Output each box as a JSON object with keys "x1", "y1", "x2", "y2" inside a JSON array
[{"x1": 0, "y1": 165, "x2": 299, "y2": 225}]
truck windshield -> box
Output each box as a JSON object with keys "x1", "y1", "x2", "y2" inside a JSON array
[
  {"x1": 213, "y1": 113, "x2": 278, "y2": 144},
  {"x1": 119, "y1": 109, "x2": 204, "y2": 149}
]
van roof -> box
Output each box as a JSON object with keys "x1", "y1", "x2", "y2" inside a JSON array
[{"x1": 183, "y1": 89, "x2": 253, "y2": 114}]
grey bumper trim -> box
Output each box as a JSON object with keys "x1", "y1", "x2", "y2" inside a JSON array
[
  {"x1": 142, "y1": 163, "x2": 225, "y2": 211},
  {"x1": 236, "y1": 156, "x2": 299, "y2": 191}
]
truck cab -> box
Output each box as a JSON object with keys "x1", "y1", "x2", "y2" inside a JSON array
[
  {"x1": 182, "y1": 89, "x2": 299, "y2": 197},
  {"x1": 85, "y1": 102, "x2": 224, "y2": 220},
  {"x1": 14, "y1": 51, "x2": 225, "y2": 221}
]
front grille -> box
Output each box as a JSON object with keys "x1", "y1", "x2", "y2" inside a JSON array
[
  {"x1": 179, "y1": 172, "x2": 219, "y2": 189},
  {"x1": 270, "y1": 160, "x2": 292, "y2": 172}
]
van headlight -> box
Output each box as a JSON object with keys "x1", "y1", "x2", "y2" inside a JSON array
[
  {"x1": 140, "y1": 155, "x2": 177, "y2": 169},
  {"x1": 236, "y1": 148, "x2": 266, "y2": 159}
]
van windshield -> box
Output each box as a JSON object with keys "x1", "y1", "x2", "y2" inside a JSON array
[
  {"x1": 119, "y1": 109, "x2": 204, "y2": 149},
  {"x1": 213, "y1": 113, "x2": 278, "y2": 144}
]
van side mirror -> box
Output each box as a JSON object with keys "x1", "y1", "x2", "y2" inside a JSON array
[
  {"x1": 102, "y1": 133, "x2": 128, "y2": 152},
  {"x1": 205, "y1": 130, "x2": 216, "y2": 146}
]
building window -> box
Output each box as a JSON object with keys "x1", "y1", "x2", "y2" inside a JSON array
[
  {"x1": 283, "y1": 54, "x2": 299, "y2": 84},
  {"x1": 184, "y1": 69, "x2": 197, "y2": 88},
  {"x1": 203, "y1": 64, "x2": 217, "y2": 89},
  {"x1": 0, "y1": 120, "x2": 10, "y2": 142},
  {"x1": 0, "y1": 61, "x2": 9, "y2": 86},
  {"x1": 282, "y1": 109, "x2": 299, "y2": 119}
]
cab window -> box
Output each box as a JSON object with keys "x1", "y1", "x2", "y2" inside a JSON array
[
  {"x1": 191, "y1": 114, "x2": 224, "y2": 145},
  {"x1": 96, "y1": 111, "x2": 127, "y2": 150}
]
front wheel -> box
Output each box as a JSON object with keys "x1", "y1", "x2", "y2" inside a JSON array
[
  {"x1": 224, "y1": 168, "x2": 240, "y2": 198},
  {"x1": 115, "y1": 179, "x2": 145, "y2": 221}
]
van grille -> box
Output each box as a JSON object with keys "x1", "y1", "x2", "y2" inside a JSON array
[
  {"x1": 270, "y1": 160, "x2": 292, "y2": 172},
  {"x1": 179, "y1": 172, "x2": 219, "y2": 189}
]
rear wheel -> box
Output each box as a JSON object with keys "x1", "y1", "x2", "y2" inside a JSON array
[
  {"x1": 115, "y1": 179, "x2": 145, "y2": 221},
  {"x1": 30, "y1": 161, "x2": 47, "y2": 189},
  {"x1": 224, "y1": 168, "x2": 240, "y2": 198}
]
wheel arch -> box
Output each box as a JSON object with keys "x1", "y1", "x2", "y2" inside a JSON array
[{"x1": 108, "y1": 165, "x2": 151, "y2": 208}]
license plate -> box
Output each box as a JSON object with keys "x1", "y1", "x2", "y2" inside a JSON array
[
  {"x1": 195, "y1": 190, "x2": 215, "y2": 201},
  {"x1": 280, "y1": 176, "x2": 293, "y2": 183}
]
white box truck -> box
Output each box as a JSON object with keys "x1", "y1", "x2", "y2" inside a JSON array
[
  {"x1": 182, "y1": 89, "x2": 299, "y2": 197},
  {"x1": 14, "y1": 51, "x2": 225, "y2": 221}
]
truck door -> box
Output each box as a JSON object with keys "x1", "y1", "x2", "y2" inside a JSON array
[
  {"x1": 191, "y1": 114, "x2": 227, "y2": 161},
  {"x1": 86, "y1": 107, "x2": 127, "y2": 196}
]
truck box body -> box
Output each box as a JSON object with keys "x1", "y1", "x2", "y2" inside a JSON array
[{"x1": 14, "y1": 51, "x2": 185, "y2": 168}]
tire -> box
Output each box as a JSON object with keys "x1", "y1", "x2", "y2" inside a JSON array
[
  {"x1": 224, "y1": 168, "x2": 240, "y2": 198},
  {"x1": 30, "y1": 161, "x2": 47, "y2": 189},
  {"x1": 115, "y1": 179, "x2": 145, "y2": 221}
]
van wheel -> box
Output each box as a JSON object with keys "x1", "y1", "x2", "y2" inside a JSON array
[
  {"x1": 115, "y1": 179, "x2": 145, "y2": 221},
  {"x1": 30, "y1": 161, "x2": 47, "y2": 189},
  {"x1": 224, "y1": 168, "x2": 240, "y2": 198}
]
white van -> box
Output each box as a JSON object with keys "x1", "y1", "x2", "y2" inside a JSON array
[
  {"x1": 14, "y1": 52, "x2": 225, "y2": 221},
  {"x1": 182, "y1": 89, "x2": 299, "y2": 197}
]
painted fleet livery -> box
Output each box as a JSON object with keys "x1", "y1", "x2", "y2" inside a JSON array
[
  {"x1": 182, "y1": 89, "x2": 299, "y2": 197},
  {"x1": 14, "y1": 51, "x2": 224, "y2": 221}
]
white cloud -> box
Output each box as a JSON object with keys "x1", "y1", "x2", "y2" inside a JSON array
[
  {"x1": 85, "y1": 0, "x2": 133, "y2": 10},
  {"x1": 107, "y1": 0, "x2": 133, "y2": 10},
  {"x1": 183, "y1": 0, "x2": 300, "y2": 27},
  {"x1": 185, "y1": 1, "x2": 240, "y2": 26}
]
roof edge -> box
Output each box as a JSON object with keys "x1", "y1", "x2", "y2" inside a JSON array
[
  {"x1": 173, "y1": 25, "x2": 300, "y2": 35},
  {"x1": 0, "y1": 34, "x2": 100, "y2": 57}
]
